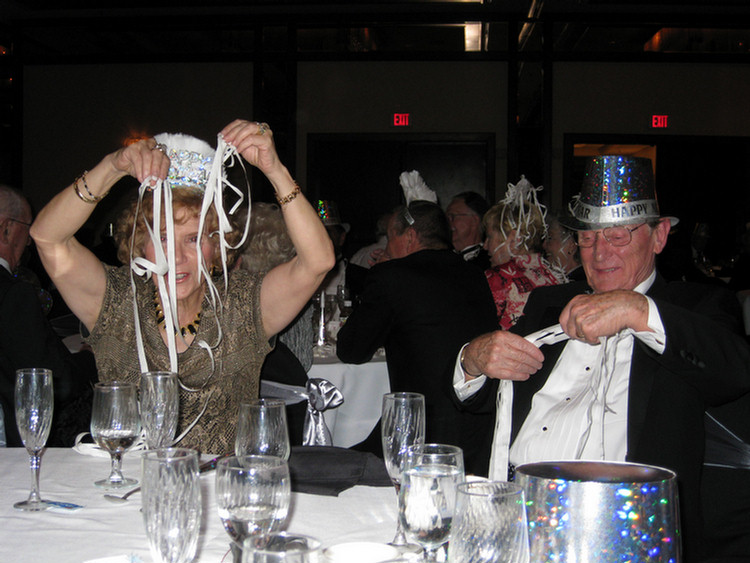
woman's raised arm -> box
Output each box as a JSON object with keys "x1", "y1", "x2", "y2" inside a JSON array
[
  {"x1": 220, "y1": 120, "x2": 335, "y2": 338},
  {"x1": 30, "y1": 139, "x2": 170, "y2": 331}
]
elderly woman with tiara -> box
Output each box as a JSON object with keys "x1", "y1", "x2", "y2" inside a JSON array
[
  {"x1": 30, "y1": 119, "x2": 335, "y2": 455},
  {"x1": 483, "y1": 176, "x2": 566, "y2": 330}
]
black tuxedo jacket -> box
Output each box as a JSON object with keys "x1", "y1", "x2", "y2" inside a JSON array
[
  {"x1": 337, "y1": 248, "x2": 499, "y2": 474},
  {"x1": 0, "y1": 268, "x2": 91, "y2": 447},
  {"x1": 463, "y1": 274, "x2": 750, "y2": 561}
]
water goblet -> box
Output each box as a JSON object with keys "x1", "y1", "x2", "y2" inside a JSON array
[
  {"x1": 447, "y1": 481, "x2": 530, "y2": 563},
  {"x1": 399, "y1": 444, "x2": 464, "y2": 562},
  {"x1": 141, "y1": 448, "x2": 202, "y2": 563},
  {"x1": 381, "y1": 392, "x2": 426, "y2": 551},
  {"x1": 91, "y1": 381, "x2": 141, "y2": 488},
  {"x1": 140, "y1": 371, "x2": 179, "y2": 449},
  {"x1": 13, "y1": 368, "x2": 54, "y2": 511},
  {"x1": 216, "y1": 455, "x2": 292, "y2": 563},
  {"x1": 235, "y1": 398, "x2": 291, "y2": 461},
  {"x1": 242, "y1": 532, "x2": 322, "y2": 563}
]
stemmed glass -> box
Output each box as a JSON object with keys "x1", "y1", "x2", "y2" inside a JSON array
[
  {"x1": 399, "y1": 444, "x2": 465, "y2": 562},
  {"x1": 216, "y1": 455, "x2": 292, "y2": 563},
  {"x1": 141, "y1": 448, "x2": 202, "y2": 563},
  {"x1": 381, "y1": 392, "x2": 426, "y2": 550},
  {"x1": 140, "y1": 371, "x2": 179, "y2": 449},
  {"x1": 90, "y1": 381, "x2": 141, "y2": 488},
  {"x1": 235, "y1": 399, "x2": 291, "y2": 461},
  {"x1": 447, "y1": 481, "x2": 530, "y2": 563},
  {"x1": 13, "y1": 368, "x2": 54, "y2": 511}
]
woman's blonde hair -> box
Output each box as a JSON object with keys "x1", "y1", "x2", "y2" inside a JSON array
[
  {"x1": 114, "y1": 189, "x2": 242, "y2": 268},
  {"x1": 239, "y1": 202, "x2": 296, "y2": 273},
  {"x1": 483, "y1": 199, "x2": 546, "y2": 254}
]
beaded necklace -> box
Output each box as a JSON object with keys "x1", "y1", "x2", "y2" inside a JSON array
[{"x1": 153, "y1": 290, "x2": 202, "y2": 338}]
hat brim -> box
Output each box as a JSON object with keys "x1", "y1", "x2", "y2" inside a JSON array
[{"x1": 558, "y1": 215, "x2": 680, "y2": 232}]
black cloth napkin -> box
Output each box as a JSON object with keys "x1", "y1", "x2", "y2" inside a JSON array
[{"x1": 288, "y1": 445, "x2": 392, "y2": 496}]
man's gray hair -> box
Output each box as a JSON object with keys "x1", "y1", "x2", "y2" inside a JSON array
[{"x1": 0, "y1": 184, "x2": 29, "y2": 218}]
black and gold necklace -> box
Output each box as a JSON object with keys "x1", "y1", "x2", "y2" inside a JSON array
[{"x1": 154, "y1": 291, "x2": 202, "y2": 338}]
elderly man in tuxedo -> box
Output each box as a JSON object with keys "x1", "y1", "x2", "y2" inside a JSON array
[
  {"x1": 446, "y1": 191, "x2": 491, "y2": 271},
  {"x1": 337, "y1": 200, "x2": 498, "y2": 475},
  {"x1": 0, "y1": 185, "x2": 93, "y2": 447},
  {"x1": 454, "y1": 156, "x2": 750, "y2": 563}
]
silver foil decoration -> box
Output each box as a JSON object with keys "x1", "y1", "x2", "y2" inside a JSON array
[
  {"x1": 516, "y1": 460, "x2": 681, "y2": 563},
  {"x1": 303, "y1": 378, "x2": 344, "y2": 446}
]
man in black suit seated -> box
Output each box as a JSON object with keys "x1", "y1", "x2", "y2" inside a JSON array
[
  {"x1": 336, "y1": 200, "x2": 498, "y2": 475},
  {"x1": 446, "y1": 191, "x2": 491, "y2": 271},
  {"x1": 453, "y1": 156, "x2": 750, "y2": 563},
  {"x1": 0, "y1": 185, "x2": 95, "y2": 447}
]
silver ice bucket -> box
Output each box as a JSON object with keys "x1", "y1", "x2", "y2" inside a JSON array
[{"x1": 515, "y1": 461, "x2": 681, "y2": 563}]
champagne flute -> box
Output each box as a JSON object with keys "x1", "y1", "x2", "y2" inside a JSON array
[
  {"x1": 381, "y1": 392, "x2": 426, "y2": 550},
  {"x1": 91, "y1": 381, "x2": 141, "y2": 488},
  {"x1": 216, "y1": 455, "x2": 291, "y2": 563},
  {"x1": 13, "y1": 368, "x2": 54, "y2": 511},
  {"x1": 235, "y1": 399, "x2": 291, "y2": 461},
  {"x1": 140, "y1": 371, "x2": 179, "y2": 449},
  {"x1": 141, "y1": 448, "x2": 202, "y2": 563},
  {"x1": 399, "y1": 444, "x2": 464, "y2": 562},
  {"x1": 242, "y1": 532, "x2": 322, "y2": 563},
  {"x1": 447, "y1": 481, "x2": 530, "y2": 563}
]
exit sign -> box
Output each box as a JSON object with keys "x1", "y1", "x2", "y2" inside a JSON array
[
  {"x1": 651, "y1": 115, "x2": 669, "y2": 128},
  {"x1": 393, "y1": 113, "x2": 410, "y2": 127}
]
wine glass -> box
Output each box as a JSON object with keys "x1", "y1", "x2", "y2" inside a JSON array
[
  {"x1": 235, "y1": 399, "x2": 291, "y2": 461},
  {"x1": 140, "y1": 371, "x2": 179, "y2": 449},
  {"x1": 216, "y1": 455, "x2": 292, "y2": 563},
  {"x1": 399, "y1": 444, "x2": 464, "y2": 562},
  {"x1": 381, "y1": 392, "x2": 426, "y2": 550},
  {"x1": 13, "y1": 368, "x2": 54, "y2": 511},
  {"x1": 141, "y1": 448, "x2": 202, "y2": 563},
  {"x1": 242, "y1": 532, "x2": 322, "y2": 563},
  {"x1": 90, "y1": 381, "x2": 141, "y2": 488},
  {"x1": 447, "y1": 481, "x2": 530, "y2": 563}
]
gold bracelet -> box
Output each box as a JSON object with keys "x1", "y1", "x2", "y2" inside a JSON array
[
  {"x1": 73, "y1": 171, "x2": 109, "y2": 204},
  {"x1": 276, "y1": 182, "x2": 301, "y2": 207}
]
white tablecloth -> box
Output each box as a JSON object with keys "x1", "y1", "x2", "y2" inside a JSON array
[
  {"x1": 0, "y1": 448, "x2": 398, "y2": 563},
  {"x1": 308, "y1": 356, "x2": 390, "y2": 448}
]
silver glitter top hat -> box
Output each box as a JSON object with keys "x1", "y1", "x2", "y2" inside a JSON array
[
  {"x1": 561, "y1": 155, "x2": 678, "y2": 231},
  {"x1": 154, "y1": 132, "x2": 215, "y2": 192}
]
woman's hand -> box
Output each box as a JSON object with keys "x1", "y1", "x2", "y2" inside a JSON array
[
  {"x1": 220, "y1": 119, "x2": 282, "y2": 178},
  {"x1": 110, "y1": 138, "x2": 171, "y2": 185}
]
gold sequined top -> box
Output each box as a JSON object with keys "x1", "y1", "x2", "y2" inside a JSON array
[{"x1": 87, "y1": 265, "x2": 271, "y2": 455}]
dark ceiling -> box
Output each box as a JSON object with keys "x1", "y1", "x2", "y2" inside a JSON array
[{"x1": 4, "y1": 0, "x2": 750, "y2": 63}]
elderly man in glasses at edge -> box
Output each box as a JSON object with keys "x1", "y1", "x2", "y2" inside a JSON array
[{"x1": 453, "y1": 155, "x2": 750, "y2": 563}]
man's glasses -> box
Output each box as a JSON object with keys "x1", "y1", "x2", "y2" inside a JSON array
[
  {"x1": 446, "y1": 213, "x2": 475, "y2": 222},
  {"x1": 5, "y1": 217, "x2": 31, "y2": 228},
  {"x1": 576, "y1": 223, "x2": 647, "y2": 248}
]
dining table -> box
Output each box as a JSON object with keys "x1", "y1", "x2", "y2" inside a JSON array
[{"x1": 0, "y1": 447, "x2": 400, "y2": 563}]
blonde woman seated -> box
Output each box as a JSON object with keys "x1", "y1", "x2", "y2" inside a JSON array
[
  {"x1": 30, "y1": 119, "x2": 334, "y2": 455},
  {"x1": 483, "y1": 176, "x2": 566, "y2": 330}
]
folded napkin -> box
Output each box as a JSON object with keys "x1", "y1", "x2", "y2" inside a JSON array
[{"x1": 288, "y1": 446, "x2": 392, "y2": 496}]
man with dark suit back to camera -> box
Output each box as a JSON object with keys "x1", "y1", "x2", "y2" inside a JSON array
[
  {"x1": 453, "y1": 155, "x2": 750, "y2": 562},
  {"x1": 337, "y1": 199, "x2": 498, "y2": 475},
  {"x1": 0, "y1": 184, "x2": 93, "y2": 447}
]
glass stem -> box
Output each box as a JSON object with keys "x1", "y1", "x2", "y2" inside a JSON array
[
  {"x1": 108, "y1": 452, "x2": 125, "y2": 484},
  {"x1": 423, "y1": 547, "x2": 439, "y2": 562},
  {"x1": 391, "y1": 483, "x2": 407, "y2": 546},
  {"x1": 27, "y1": 451, "x2": 42, "y2": 503}
]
